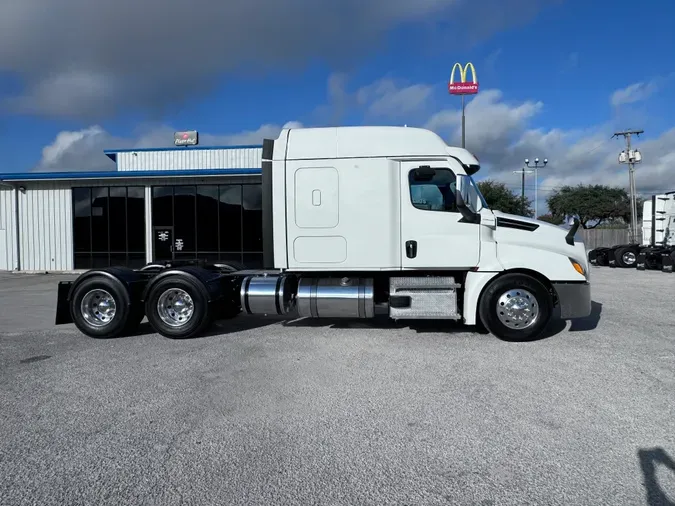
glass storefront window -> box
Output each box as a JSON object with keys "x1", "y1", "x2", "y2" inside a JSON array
[
  {"x1": 151, "y1": 183, "x2": 263, "y2": 267},
  {"x1": 72, "y1": 186, "x2": 146, "y2": 269}
]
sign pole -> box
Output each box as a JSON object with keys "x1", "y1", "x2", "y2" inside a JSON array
[
  {"x1": 448, "y1": 62, "x2": 479, "y2": 149},
  {"x1": 461, "y1": 95, "x2": 466, "y2": 148}
]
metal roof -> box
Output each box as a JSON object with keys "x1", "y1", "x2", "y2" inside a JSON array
[
  {"x1": 0, "y1": 168, "x2": 262, "y2": 183},
  {"x1": 103, "y1": 144, "x2": 263, "y2": 162}
]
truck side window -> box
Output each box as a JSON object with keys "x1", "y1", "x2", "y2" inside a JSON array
[{"x1": 408, "y1": 168, "x2": 458, "y2": 213}]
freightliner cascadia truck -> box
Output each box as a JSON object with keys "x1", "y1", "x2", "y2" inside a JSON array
[{"x1": 55, "y1": 126, "x2": 591, "y2": 342}]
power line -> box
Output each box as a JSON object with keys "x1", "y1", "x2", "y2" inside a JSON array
[{"x1": 584, "y1": 139, "x2": 610, "y2": 156}]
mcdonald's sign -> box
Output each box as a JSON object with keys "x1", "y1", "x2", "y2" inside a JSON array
[{"x1": 448, "y1": 62, "x2": 479, "y2": 95}]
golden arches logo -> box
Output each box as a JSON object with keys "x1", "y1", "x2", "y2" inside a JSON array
[{"x1": 448, "y1": 62, "x2": 479, "y2": 95}]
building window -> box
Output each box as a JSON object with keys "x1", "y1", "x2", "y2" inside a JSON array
[
  {"x1": 151, "y1": 183, "x2": 263, "y2": 268},
  {"x1": 408, "y1": 168, "x2": 458, "y2": 212},
  {"x1": 72, "y1": 186, "x2": 146, "y2": 269}
]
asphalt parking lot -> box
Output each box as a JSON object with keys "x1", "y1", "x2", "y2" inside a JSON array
[{"x1": 1, "y1": 268, "x2": 674, "y2": 506}]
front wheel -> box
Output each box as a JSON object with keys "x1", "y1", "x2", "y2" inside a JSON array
[
  {"x1": 478, "y1": 273, "x2": 553, "y2": 342},
  {"x1": 144, "y1": 276, "x2": 213, "y2": 339}
]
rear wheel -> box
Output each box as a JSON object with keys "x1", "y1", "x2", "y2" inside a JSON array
[
  {"x1": 478, "y1": 273, "x2": 553, "y2": 342},
  {"x1": 70, "y1": 275, "x2": 135, "y2": 338},
  {"x1": 614, "y1": 247, "x2": 637, "y2": 268},
  {"x1": 145, "y1": 276, "x2": 213, "y2": 339}
]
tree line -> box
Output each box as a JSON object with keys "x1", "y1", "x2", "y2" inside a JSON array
[{"x1": 475, "y1": 180, "x2": 641, "y2": 229}]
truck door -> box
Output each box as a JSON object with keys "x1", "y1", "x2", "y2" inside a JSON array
[{"x1": 400, "y1": 160, "x2": 480, "y2": 269}]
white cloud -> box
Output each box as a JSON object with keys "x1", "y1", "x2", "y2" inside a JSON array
[
  {"x1": 314, "y1": 73, "x2": 435, "y2": 124},
  {"x1": 0, "y1": 0, "x2": 560, "y2": 120},
  {"x1": 415, "y1": 82, "x2": 675, "y2": 204},
  {"x1": 356, "y1": 79, "x2": 433, "y2": 118},
  {"x1": 34, "y1": 71, "x2": 675, "y2": 217},
  {"x1": 610, "y1": 80, "x2": 659, "y2": 107},
  {"x1": 34, "y1": 121, "x2": 302, "y2": 171},
  {"x1": 425, "y1": 89, "x2": 543, "y2": 155}
]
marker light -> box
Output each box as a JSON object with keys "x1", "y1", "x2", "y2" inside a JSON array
[{"x1": 569, "y1": 258, "x2": 585, "y2": 276}]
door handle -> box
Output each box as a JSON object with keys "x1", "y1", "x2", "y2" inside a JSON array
[{"x1": 406, "y1": 240, "x2": 417, "y2": 259}]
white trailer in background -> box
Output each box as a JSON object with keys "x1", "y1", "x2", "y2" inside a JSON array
[{"x1": 55, "y1": 126, "x2": 591, "y2": 342}]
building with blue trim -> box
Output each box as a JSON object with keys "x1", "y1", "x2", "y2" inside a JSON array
[{"x1": 0, "y1": 144, "x2": 264, "y2": 272}]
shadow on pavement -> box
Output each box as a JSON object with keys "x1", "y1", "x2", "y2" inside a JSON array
[
  {"x1": 568, "y1": 301, "x2": 603, "y2": 332},
  {"x1": 638, "y1": 447, "x2": 675, "y2": 506},
  {"x1": 281, "y1": 314, "x2": 484, "y2": 335},
  {"x1": 128, "y1": 315, "x2": 285, "y2": 339},
  {"x1": 119, "y1": 300, "x2": 604, "y2": 341}
]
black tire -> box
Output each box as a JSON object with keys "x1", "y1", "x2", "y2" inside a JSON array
[
  {"x1": 587, "y1": 249, "x2": 597, "y2": 264},
  {"x1": 478, "y1": 273, "x2": 554, "y2": 342},
  {"x1": 144, "y1": 276, "x2": 213, "y2": 339},
  {"x1": 614, "y1": 247, "x2": 637, "y2": 268},
  {"x1": 645, "y1": 253, "x2": 660, "y2": 270},
  {"x1": 70, "y1": 275, "x2": 133, "y2": 338}
]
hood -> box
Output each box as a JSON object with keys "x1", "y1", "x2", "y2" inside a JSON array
[
  {"x1": 492, "y1": 210, "x2": 588, "y2": 266},
  {"x1": 492, "y1": 210, "x2": 567, "y2": 232}
]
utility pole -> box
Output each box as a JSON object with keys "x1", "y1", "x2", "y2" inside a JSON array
[
  {"x1": 613, "y1": 129, "x2": 643, "y2": 243},
  {"x1": 525, "y1": 157, "x2": 548, "y2": 218},
  {"x1": 513, "y1": 167, "x2": 534, "y2": 216}
]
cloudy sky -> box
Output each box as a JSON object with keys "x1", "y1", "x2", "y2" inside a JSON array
[{"x1": 1, "y1": 0, "x2": 674, "y2": 212}]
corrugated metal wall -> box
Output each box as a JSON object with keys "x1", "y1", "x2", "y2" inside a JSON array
[
  {"x1": 117, "y1": 147, "x2": 262, "y2": 171},
  {"x1": 17, "y1": 183, "x2": 73, "y2": 271},
  {"x1": 0, "y1": 187, "x2": 17, "y2": 270},
  {"x1": 0, "y1": 174, "x2": 261, "y2": 271}
]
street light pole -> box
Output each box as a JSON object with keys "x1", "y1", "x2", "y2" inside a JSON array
[
  {"x1": 513, "y1": 167, "x2": 534, "y2": 216},
  {"x1": 524, "y1": 158, "x2": 548, "y2": 218}
]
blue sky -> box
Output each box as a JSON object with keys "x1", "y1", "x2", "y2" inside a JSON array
[{"x1": 1, "y1": 0, "x2": 674, "y2": 204}]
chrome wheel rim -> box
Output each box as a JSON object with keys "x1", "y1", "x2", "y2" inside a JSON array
[
  {"x1": 157, "y1": 288, "x2": 194, "y2": 327},
  {"x1": 81, "y1": 289, "x2": 117, "y2": 327},
  {"x1": 622, "y1": 251, "x2": 636, "y2": 264},
  {"x1": 496, "y1": 288, "x2": 539, "y2": 330}
]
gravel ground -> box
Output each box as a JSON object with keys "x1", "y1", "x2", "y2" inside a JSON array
[{"x1": 0, "y1": 267, "x2": 674, "y2": 506}]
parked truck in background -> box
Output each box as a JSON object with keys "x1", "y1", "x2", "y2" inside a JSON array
[
  {"x1": 587, "y1": 192, "x2": 675, "y2": 272},
  {"x1": 55, "y1": 126, "x2": 591, "y2": 342}
]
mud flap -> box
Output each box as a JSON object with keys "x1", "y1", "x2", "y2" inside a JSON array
[
  {"x1": 55, "y1": 281, "x2": 74, "y2": 325},
  {"x1": 636, "y1": 252, "x2": 646, "y2": 270}
]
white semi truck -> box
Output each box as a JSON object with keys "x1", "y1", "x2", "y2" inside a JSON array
[
  {"x1": 587, "y1": 192, "x2": 675, "y2": 271},
  {"x1": 55, "y1": 126, "x2": 591, "y2": 342}
]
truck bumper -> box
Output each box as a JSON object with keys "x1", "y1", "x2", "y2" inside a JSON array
[{"x1": 552, "y1": 281, "x2": 591, "y2": 319}]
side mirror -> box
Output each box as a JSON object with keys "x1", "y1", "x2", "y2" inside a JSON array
[{"x1": 455, "y1": 175, "x2": 481, "y2": 223}]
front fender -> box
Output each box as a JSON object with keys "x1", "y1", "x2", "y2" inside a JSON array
[{"x1": 497, "y1": 243, "x2": 587, "y2": 282}]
